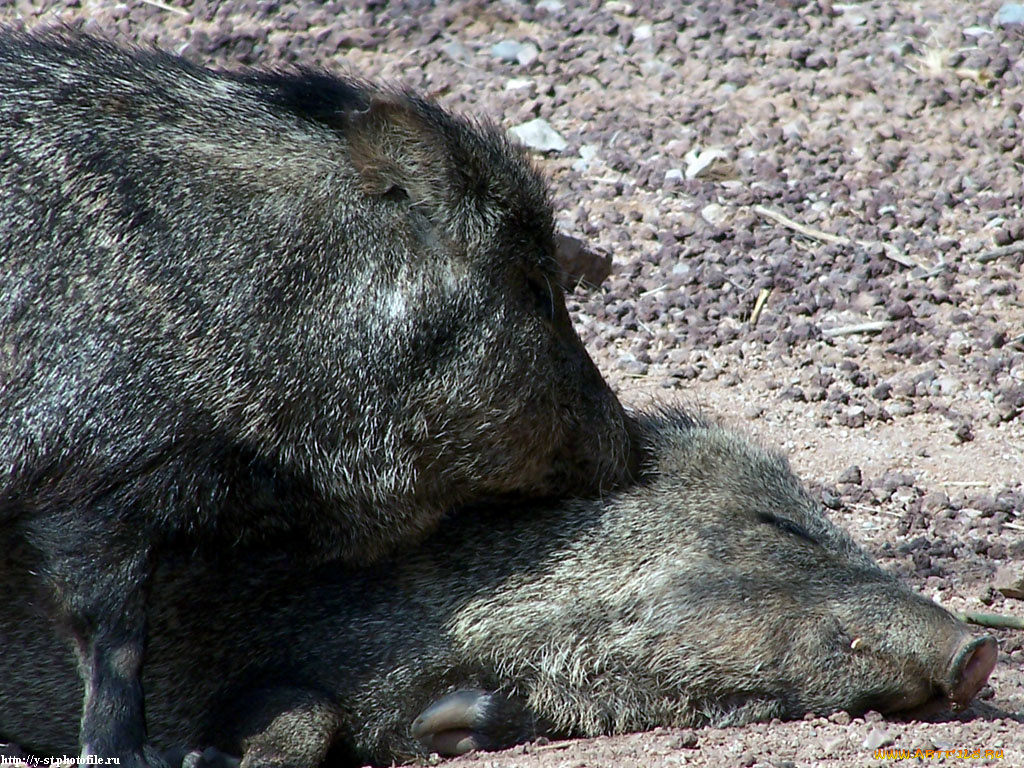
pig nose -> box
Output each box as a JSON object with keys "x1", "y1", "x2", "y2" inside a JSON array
[{"x1": 946, "y1": 635, "x2": 997, "y2": 710}]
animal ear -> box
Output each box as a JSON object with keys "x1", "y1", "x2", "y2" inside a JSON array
[{"x1": 342, "y1": 94, "x2": 455, "y2": 212}]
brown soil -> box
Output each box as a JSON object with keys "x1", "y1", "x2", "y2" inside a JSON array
[{"x1": 2, "y1": 1, "x2": 1022, "y2": 766}]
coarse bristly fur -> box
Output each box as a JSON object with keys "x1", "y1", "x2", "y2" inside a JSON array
[
  {"x1": 0, "y1": 407, "x2": 995, "y2": 768},
  {"x1": 0, "y1": 26, "x2": 637, "y2": 768}
]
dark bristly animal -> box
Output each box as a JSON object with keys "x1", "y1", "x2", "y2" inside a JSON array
[
  {"x1": 0, "y1": 27, "x2": 636, "y2": 768},
  {"x1": 0, "y1": 409, "x2": 996, "y2": 767}
]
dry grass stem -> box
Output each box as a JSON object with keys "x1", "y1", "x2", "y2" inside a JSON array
[
  {"x1": 139, "y1": 0, "x2": 190, "y2": 16},
  {"x1": 753, "y1": 205, "x2": 927, "y2": 271},
  {"x1": 821, "y1": 321, "x2": 894, "y2": 337}
]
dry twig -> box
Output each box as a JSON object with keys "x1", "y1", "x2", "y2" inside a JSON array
[
  {"x1": 140, "y1": 0, "x2": 190, "y2": 16},
  {"x1": 955, "y1": 611, "x2": 1024, "y2": 631},
  {"x1": 749, "y1": 287, "x2": 771, "y2": 327},
  {"x1": 753, "y1": 205, "x2": 927, "y2": 270},
  {"x1": 846, "y1": 502, "x2": 901, "y2": 518},
  {"x1": 753, "y1": 204, "x2": 846, "y2": 244},
  {"x1": 531, "y1": 741, "x2": 572, "y2": 753},
  {"x1": 975, "y1": 241, "x2": 1024, "y2": 263},
  {"x1": 821, "y1": 320, "x2": 894, "y2": 338}
]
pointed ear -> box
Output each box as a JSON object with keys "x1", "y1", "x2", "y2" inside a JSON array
[{"x1": 341, "y1": 94, "x2": 456, "y2": 213}]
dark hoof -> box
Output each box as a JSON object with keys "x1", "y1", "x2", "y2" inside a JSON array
[
  {"x1": 161, "y1": 747, "x2": 241, "y2": 768},
  {"x1": 411, "y1": 689, "x2": 534, "y2": 757},
  {"x1": 79, "y1": 746, "x2": 171, "y2": 768},
  {"x1": 0, "y1": 744, "x2": 28, "y2": 767}
]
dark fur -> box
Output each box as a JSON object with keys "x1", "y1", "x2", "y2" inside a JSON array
[
  {"x1": 0, "y1": 28, "x2": 635, "y2": 766},
  {"x1": 0, "y1": 409, "x2": 993, "y2": 767}
]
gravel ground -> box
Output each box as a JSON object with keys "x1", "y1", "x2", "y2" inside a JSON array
[{"x1": 2, "y1": 1, "x2": 1022, "y2": 766}]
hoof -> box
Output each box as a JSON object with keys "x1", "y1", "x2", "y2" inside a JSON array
[{"x1": 412, "y1": 689, "x2": 534, "y2": 756}]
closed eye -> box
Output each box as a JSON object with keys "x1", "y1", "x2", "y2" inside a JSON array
[
  {"x1": 758, "y1": 512, "x2": 817, "y2": 545},
  {"x1": 526, "y1": 273, "x2": 557, "y2": 322}
]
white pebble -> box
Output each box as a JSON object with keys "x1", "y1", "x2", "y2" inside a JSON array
[
  {"x1": 510, "y1": 119, "x2": 568, "y2": 152},
  {"x1": 996, "y1": 3, "x2": 1024, "y2": 27}
]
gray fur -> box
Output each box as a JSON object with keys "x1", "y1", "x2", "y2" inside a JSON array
[
  {"x1": 0, "y1": 409, "x2": 993, "y2": 767},
  {"x1": 0, "y1": 27, "x2": 634, "y2": 766}
]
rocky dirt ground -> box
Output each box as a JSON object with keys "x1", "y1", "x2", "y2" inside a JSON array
[{"x1": 2, "y1": 0, "x2": 1022, "y2": 766}]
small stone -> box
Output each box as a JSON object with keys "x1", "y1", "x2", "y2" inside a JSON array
[
  {"x1": 839, "y1": 9, "x2": 867, "y2": 26},
  {"x1": 995, "y1": 386, "x2": 1024, "y2": 421},
  {"x1": 505, "y1": 77, "x2": 534, "y2": 90},
  {"x1": 781, "y1": 119, "x2": 806, "y2": 140},
  {"x1": 684, "y1": 146, "x2": 730, "y2": 179},
  {"x1": 887, "y1": 300, "x2": 912, "y2": 320},
  {"x1": 573, "y1": 144, "x2": 600, "y2": 172},
  {"x1": 871, "y1": 382, "x2": 892, "y2": 400},
  {"x1": 862, "y1": 728, "x2": 895, "y2": 750},
  {"x1": 823, "y1": 735, "x2": 846, "y2": 754},
  {"x1": 700, "y1": 203, "x2": 728, "y2": 227},
  {"x1": 790, "y1": 43, "x2": 813, "y2": 62},
  {"x1": 828, "y1": 710, "x2": 852, "y2": 725},
  {"x1": 889, "y1": 402, "x2": 915, "y2": 418},
  {"x1": 892, "y1": 487, "x2": 917, "y2": 505},
  {"x1": 892, "y1": 379, "x2": 916, "y2": 398},
  {"x1": 921, "y1": 492, "x2": 949, "y2": 513},
  {"x1": 509, "y1": 118, "x2": 567, "y2": 152},
  {"x1": 491, "y1": 39, "x2": 525, "y2": 62},
  {"x1": 516, "y1": 43, "x2": 539, "y2": 67},
  {"x1": 996, "y1": 3, "x2": 1024, "y2": 27},
  {"x1": 441, "y1": 41, "x2": 471, "y2": 64},
  {"x1": 995, "y1": 565, "x2": 1024, "y2": 599},
  {"x1": 838, "y1": 465, "x2": 862, "y2": 485},
  {"x1": 672, "y1": 730, "x2": 699, "y2": 749},
  {"x1": 912, "y1": 738, "x2": 935, "y2": 753},
  {"x1": 619, "y1": 358, "x2": 649, "y2": 376},
  {"x1": 994, "y1": 220, "x2": 1024, "y2": 245},
  {"x1": 935, "y1": 376, "x2": 962, "y2": 396},
  {"x1": 806, "y1": 386, "x2": 827, "y2": 402},
  {"x1": 674, "y1": 365, "x2": 699, "y2": 380},
  {"x1": 489, "y1": 39, "x2": 544, "y2": 67},
  {"x1": 843, "y1": 405, "x2": 866, "y2": 428},
  {"x1": 632, "y1": 24, "x2": 653, "y2": 42},
  {"x1": 952, "y1": 421, "x2": 974, "y2": 443},
  {"x1": 780, "y1": 385, "x2": 806, "y2": 402}
]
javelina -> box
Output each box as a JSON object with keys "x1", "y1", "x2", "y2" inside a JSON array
[
  {"x1": 0, "y1": 409, "x2": 997, "y2": 768},
  {"x1": 0, "y1": 27, "x2": 635, "y2": 768}
]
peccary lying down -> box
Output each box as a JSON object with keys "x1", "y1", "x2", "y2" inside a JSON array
[
  {"x1": 0, "y1": 409, "x2": 997, "y2": 768},
  {"x1": 0, "y1": 27, "x2": 635, "y2": 768}
]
